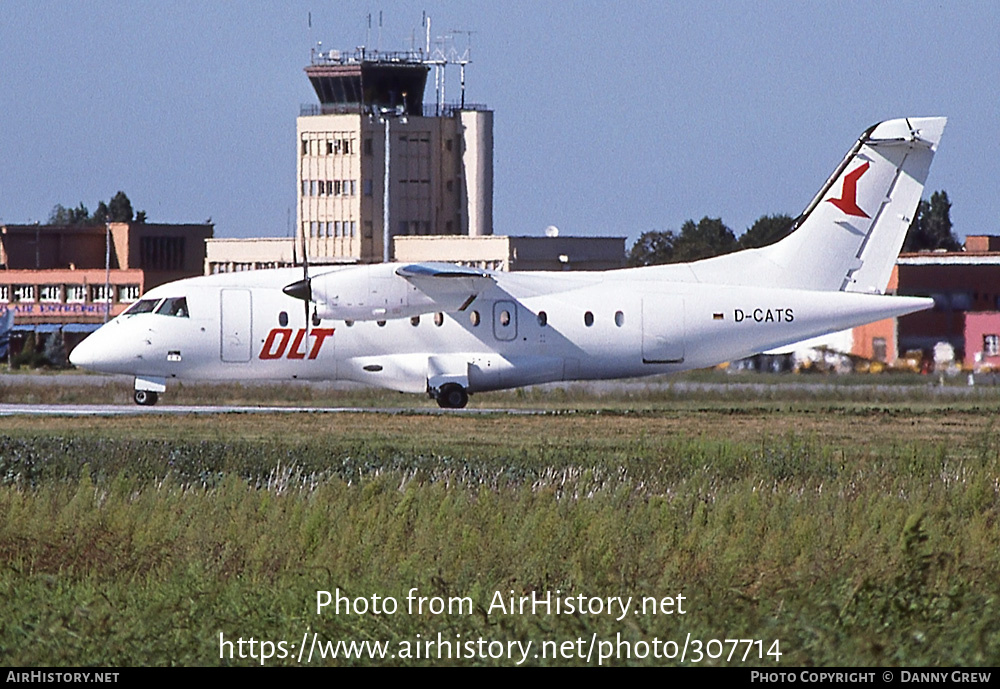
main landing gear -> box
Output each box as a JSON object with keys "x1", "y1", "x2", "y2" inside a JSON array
[
  {"x1": 434, "y1": 383, "x2": 469, "y2": 409},
  {"x1": 133, "y1": 390, "x2": 159, "y2": 406}
]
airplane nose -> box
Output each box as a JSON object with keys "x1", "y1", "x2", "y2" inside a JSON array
[{"x1": 68, "y1": 335, "x2": 97, "y2": 369}]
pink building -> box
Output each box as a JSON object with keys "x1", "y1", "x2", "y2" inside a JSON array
[{"x1": 963, "y1": 312, "x2": 1000, "y2": 370}]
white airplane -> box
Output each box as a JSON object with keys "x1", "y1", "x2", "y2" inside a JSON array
[{"x1": 70, "y1": 117, "x2": 945, "y2": 407}]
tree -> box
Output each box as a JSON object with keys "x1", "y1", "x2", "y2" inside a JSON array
[
  {"x1": 627, "y1": 217, "x2": 738, "y2": 267},
  {"x1": 47, "y1": 202, "x2": 91, "y2": 225},
  {"x1": 627, "y1": 230, "x2": 677, "y2": 267},
  {"x1": 902, "y1": 190, "x2": 960, "y2": 252},
  {"x1": 93, "y1": 201, "x2": 109, "y2": 225},
  {"x1": 671, "y1": 217, "x2": 738, "y2": 263},
  {"x1": 45, "y1": 192, "x2": 145, "y2": 226},
  {"x1": 107, "y1": 191, "x2": 134, "y2": 222},
  {"x1": 739, "y1": 214, "x2": 795, "y2": 250}
]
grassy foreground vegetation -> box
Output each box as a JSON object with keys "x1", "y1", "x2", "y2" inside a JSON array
[{"x1": 1, "y1": 400, "x2": 999, "y2": 666}]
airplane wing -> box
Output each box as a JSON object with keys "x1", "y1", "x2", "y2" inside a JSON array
[
  {"x1": 395, "y1": 262, "x2": 493, "y2": 280},
  {"x1": 396, "y1": 262, "x2": 495, "y2": 312},
  {"x1": 303, "y1": 262, "x2": 496, "y2": 321}
]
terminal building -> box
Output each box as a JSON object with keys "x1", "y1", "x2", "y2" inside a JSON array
[{"x1": 0, "y1": 222, "x2": 211, "y2": 352}]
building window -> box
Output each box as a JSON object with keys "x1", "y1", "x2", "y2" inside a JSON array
[
  {"x1": 364, "y1": 138, "x2": 373, "y2": 155},
  {"x1": 364, "y1": 221, "x2": 373, "y2": 238},
  {"x1": 363, "y1": 179, "x2": 373, "y2": 196},
  {"x1": 66, "y1": 285, "x2": 85, "y2": 302},
  {"x1": 334, "y1": 180, "x2": 341, "y2": 195},
  {"x1": 326, "y1": 141, "x2": 334, "y2": 155},
  {"x1": 350, "y1": 221, "x2": 356, "y2": 237},
  {"x1": 118, "y1": 285, "x2": 141, "y2": 302},
  {"x1": 12, "y1": 285, "x2": 34, "y2": 302},
  {"x1": 39, "y1": 285, "x2": 62, "y2": 302},
  {"x1": 301, "y1": 139, "x2": 309, "y2": 156},
  {"x1": 90, "y1": 284, "x2": 112, "y2": 303},
  {"x1": 0, "y1": 285, "x2": 8, "y2": 302},
  {"x1": 985, "y1": 334, "x2": 1000, "y2": 357},
  {"x1": 872, "y1": 337, "x2": 887, "y2": 363}
]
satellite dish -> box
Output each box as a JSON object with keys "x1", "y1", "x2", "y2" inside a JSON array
[{"x1": 544, "y1": 225, "x2": 559, "y2": 238}]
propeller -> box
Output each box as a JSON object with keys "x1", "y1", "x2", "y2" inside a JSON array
[{"x1": 282, "y1": 226, "x2": 313, "y2": 334}]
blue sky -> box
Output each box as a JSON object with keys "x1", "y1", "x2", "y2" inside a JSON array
[{"x1": 1, "y1": 1, "x2": 997, "y2": 246}]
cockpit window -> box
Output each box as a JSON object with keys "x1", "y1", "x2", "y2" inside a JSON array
[
  {"x1": 156, "y1": 297, "x2": 189, "y2": 318},
  {"x1": 123, "y1": 299, "x2": 160, "y2": 316}
]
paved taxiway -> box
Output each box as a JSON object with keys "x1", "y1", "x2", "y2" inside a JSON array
[{"x1": 0, "y1": 403, "x2": 543, "y2": 416}]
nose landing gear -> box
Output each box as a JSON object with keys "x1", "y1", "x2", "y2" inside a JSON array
[{"x1": 133, "y1": 376, "x2": 166, "y2": 406}]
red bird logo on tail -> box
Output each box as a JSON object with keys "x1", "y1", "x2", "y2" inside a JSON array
[{"x1": 826, "y1": 161, "x2": 870, "y2": 218}]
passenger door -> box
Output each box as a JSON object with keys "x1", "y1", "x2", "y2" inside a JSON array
[{"x1": 220, "y1": 289, "x2": 252, "y2": 362}]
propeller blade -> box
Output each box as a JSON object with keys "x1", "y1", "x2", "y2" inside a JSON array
[{"x1": 301, "y1": 226, "x2": 311, "y2": 333}]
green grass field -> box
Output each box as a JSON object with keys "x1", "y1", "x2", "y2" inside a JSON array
[{"x1": 1, "y1": 390, "x2": 999, "y2": 665}]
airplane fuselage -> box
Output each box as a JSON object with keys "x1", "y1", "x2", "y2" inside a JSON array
[{"x1": 70, "y1": 263, "x2": 931, "y2": 404}]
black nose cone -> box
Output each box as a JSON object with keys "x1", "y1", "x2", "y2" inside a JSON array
[{"x1": 283, "y1": 279, "x2": 311, "y2": 302}]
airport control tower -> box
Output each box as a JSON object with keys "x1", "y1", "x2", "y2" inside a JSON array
[{"x1": 297, "y1": 46, "x2": 493, "y2": 263}]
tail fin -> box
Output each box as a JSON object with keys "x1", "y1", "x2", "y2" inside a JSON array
[
  {"x1": 682, "y1": 117, "x2": 946, "y2": 293},
  {"x1": 766, "y1": 117, "x2": 946, "y2": 293}
]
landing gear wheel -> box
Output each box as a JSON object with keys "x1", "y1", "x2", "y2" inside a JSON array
[
  {"x1": 435, "y1": 383, "x2": 469, "y2": 409},
  {"x1": 133, "y1": 390, "x2": 159, "y2": 406}
]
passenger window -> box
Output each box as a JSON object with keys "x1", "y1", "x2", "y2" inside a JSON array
[
  {"x1": 499, "y1": 310, "x2": 511, "y2": 326},
  {"x1": 470, "y1": 310, "x2": 480, "y2": 326},
  {"x1": 156, "y1": 297, "x2": 189, "y2": 318},
  {"x1": 537, "y1": 311, "x2": 547, "y2": 326},
  {"x1": 615, "y1": 311, "x2": 624, "y2": 327},
  {"x1": 434, "y1": 312, "x2": 444, "y2": 327},
  {"x1": 410, "y1": 316, "x2": 420, "y2": 326},
  {"x1": 279, "y1": 311, "x2": 288, "y2": 327},
  {"x1": 584, "y1": 311, "x2": 594, "y2": 327}
]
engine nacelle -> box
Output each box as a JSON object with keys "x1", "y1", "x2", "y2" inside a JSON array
[{"x1": 308, "y1": 263, "x2": 483, "y2": 321}]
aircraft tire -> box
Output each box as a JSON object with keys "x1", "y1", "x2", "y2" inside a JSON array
[
  {"x1": 133, "y1": 390, "x2": 159, "y2": 406},
  {"x1": 436, "y1": 384, "x2": 469, "y2": 409}
]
